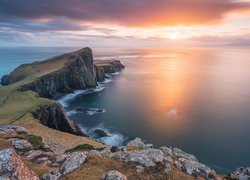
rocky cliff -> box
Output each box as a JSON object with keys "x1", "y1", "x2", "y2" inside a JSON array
[
  {"x1": 18, "y1": 48, "x2": 98, "y2": 99},
  {"x1": 0, "y1": 48, "x2": 124, "y2": 136},
  {"x1": 31, "y1": 103, "x2": 81, "y2": 135}
]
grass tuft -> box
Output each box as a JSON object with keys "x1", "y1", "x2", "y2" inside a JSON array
[
  {"x1": 26, "y1": 134, "x2": 44, "y2": 149},
  {"x1": 65, "y1": 144, "x2": 94, "y2": 153}
]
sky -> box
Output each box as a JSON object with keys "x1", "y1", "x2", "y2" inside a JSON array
[{"x1": 0, "y1": 0, "x2": 250, "y2": 47}]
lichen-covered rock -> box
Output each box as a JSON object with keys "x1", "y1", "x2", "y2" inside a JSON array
[
  {"x1": 160, "y1": 146, "x2": 173, "y2": 156},
  {"x1": 165, "y1": 163, "x2": 172, "y2": 174},
  {"x1": 174, "y1": 160, "x2": 182, "y2": 169},
  {"x1": 136, "y1": 165, "x2": 144, "y2": 174},
  {"x1": 42, "y1": 171, "x2": 61, "y2": 180},
  {"x1": 172, "y1": 147, "x2": 198, "y2": 162},
  {"x1": 35, "y1": 157, "x2": 51, "y2": 165},
  {"x1": 55, "y1": 154, "x2": 67, "y2": 163},
  {"x1": 0, "y1": 125, "x2": 29, "y2": 139},
  {"x1": 88, "y1": 150, "x2": 102, "y2": 157},
  {"x1": 124, "y1": 148, "x2": 164, "y2": 167},
  {"x1": 179, "y1": 158, "x2": 215, "y2": 178},
  {"x1": 100, "y1": 146, "x2": 112, "y2": 158},
  {"x1": 25, "y1": 150, "x2": 44, "y2": 160},
  {"x1": 230, "y1": 167, "x2": 250, "y2": 180},
  {"x1": 101, "y1": 170, "x2": 127, "y2": 180},
  {"x1": 127, "y1": 138, "x2": 153, "y2": 149},
  {"x1": 60, "y1": 152, "x2": 87, "y2": 175},
  {"x1": 10, "y1": 138, "x2": 33, "y2": 151},
  {"x1": 0, "y1": 149, "x2": 39, "y2": 180}
]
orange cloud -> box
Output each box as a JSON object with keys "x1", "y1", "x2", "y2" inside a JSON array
[{"x1": 0, "y1": 0, "x2": 250, "y2": 28}]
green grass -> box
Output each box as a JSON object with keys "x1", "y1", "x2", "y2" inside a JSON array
[
  {"x1": 26, "y1": 134, "x2": 45, "y2": 149},
  {"x1": 65, "y1": 144, "x2": 95, "y2": 153}
]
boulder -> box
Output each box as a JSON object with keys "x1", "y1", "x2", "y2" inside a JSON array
[
  {"x1": 60, "y1": 152, "x2": 87, "y2": 175},
  {"x1": 127, "y1": 138, "x2": 153, "y2": 149},
  {"x1": 136, "y1": 165, "x2": 144, "y2": 174},
  {"x1": 14, "y1": 126, "x2": 29, "y2": 134},
  {"x1": 179, "y1": 158, "x2": 215, "y2": 178},
  {"x1": 42, "y1": 171, "x2": 61, "y2": 180},
  {"x1": 172, "y1": 147, "x2": 198, "y2": 162},
  {"x1": 101, "y1": 170, "x2": 127, "y2": 180},
  {"x1": 174, "y1": 161, "x2": 182, "y2": 169},
  {"x1": 230, "y1": 167, "x2": 250, "y2": 180},
  {"x1": 160, "y1": 146, "x2": 173, "y2": 156},
  {"x1": 164, "y1": 156, "x2": 173, "y2": 163},
  {"x1": 10, "y1": 138, "x2": 33, "y2": 151},
  {"x1": 88, "y1": 150, "x2": 102, "y2": 157},
  {"x1": 124, "y1": 148, "x2": 164, "y2": 167},
  {"x1": 25, "y1": 150, "x2": 44, "y2": 160},
  {"x1": 0, "y1": 125, "x2": 29, "y2": 135},
  {"x1": 165, "y1": 163, "x2": 172, "y2": 174},
  {"x1": 55, "y1": 154, "x2": 67, "y2": 163},
  {"x1": 35, "y1": 157, "x2": 50, "y2": 165},
  {"x1": 100, "y1": 146, "x2": 112, "y2": 158},
  {"x1": 94, "y1": 129, "x2": 108, "y2": 137},
  {"x1": 0, "y1": 149, "x2": 39, "y2": 179}
]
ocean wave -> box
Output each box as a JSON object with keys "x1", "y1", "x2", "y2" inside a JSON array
[
  {"x1": 93, "y1": 84, "x2": 106, "y2": 92},
  {"x1": 66, "y1": 110, "x2": 77, "y2": 116},
  {"x1": 100, "y1": 133, "x2": 125, "y2": 146},
  {"x1": 101, "y1": 78, "x2": 113, "y2": 84},
  {"x1": 86, "y1": 109, "x2": 106, "y2": 116},
  {"x1": 59, "y1": 90, "x2": 86, "y2": 107},
  {"x1": 110, "y1": 71, "x2": 120, "y2": 76},
  {"x1": 87, "y1": 126, "x2": 126, "y2": 146}
]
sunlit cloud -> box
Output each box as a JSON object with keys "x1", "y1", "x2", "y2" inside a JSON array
[{"x1": 0, "y1": 0, "x2": 249, "y2": 47}]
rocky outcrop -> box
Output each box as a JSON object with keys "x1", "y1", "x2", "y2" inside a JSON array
[
  {"x1": 60, "y1": 152, "x2": 87, "y2": 175},
  {"x1": 0, "y1": 64, "x2": 30, "y2": 86},
  {"x1": 229, "y1": 167, "x2": 250, "y2": 180},
  {"x1": 0, "y1": 149, "x2": 39, "y2": 180},
  {"x1": 127, "y1": 137, "x2": 153, "y2": 149},
  {"x1": 32, "y1": 103, "x2": 81, "y2": 135},
  {"x1": 10, "y1": 138, "x2": 33, "y2": 151},
  {"x1": 94, "y1": 65, "x2": 105, "y2": 82},
  {"x1": 1, "y1": 48, "x2": 125, "y2": 99},
  {"x1": 100, "y1": 170, "x2": 127, "y2": 180},
  {"x1": 124, "y1": 148, "x2": 165, "y2": 167},
  {"x1": 0, "y1": 48, "x2": 124, "y2": 138},
  {"x1": 97, "y1": 138, "x2": 216, "y2": 179},
  {"x1": 19, "y1": 48, "x2": 96, "y2": 98},
  {"x1": 97, "y1": 60, "x2": 125, "y2": 74}
]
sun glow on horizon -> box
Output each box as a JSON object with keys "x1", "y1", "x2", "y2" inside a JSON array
[{"x1": 168, "y1": 33, "x2": 179, "y2": 40}]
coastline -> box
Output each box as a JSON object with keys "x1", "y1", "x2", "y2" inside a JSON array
[
  {"x1": 0, "y1": 47, "x2": 249, "y2": 179},
  {"x1": 58, "y1": 71, "x2": 129, "y2": 146}
]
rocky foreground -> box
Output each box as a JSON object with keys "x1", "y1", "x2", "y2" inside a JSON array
[{"x1": 0, "y1": 125, "x2": 249, "y2": 180}]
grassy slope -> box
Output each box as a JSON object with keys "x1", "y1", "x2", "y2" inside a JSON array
[{"x1": 0, "y1": 50, "x2": 105, "y2": 154}]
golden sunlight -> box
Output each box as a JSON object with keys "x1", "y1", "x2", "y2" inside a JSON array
[{"x1": 168, "y1": 33, "x2": 179, "y2": 40}]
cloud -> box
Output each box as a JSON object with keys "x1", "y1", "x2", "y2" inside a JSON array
[{"x1": 0, "y1": 0, "x2": 249, "y2": 28}]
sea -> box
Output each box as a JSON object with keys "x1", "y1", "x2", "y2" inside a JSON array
[{"x1": 0, "y1": 46, "x2": 250, "y2": 174}]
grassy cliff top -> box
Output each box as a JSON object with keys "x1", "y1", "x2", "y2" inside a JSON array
[{"x1": 0, "y1": 47, "x2": 105, "y2": 153}]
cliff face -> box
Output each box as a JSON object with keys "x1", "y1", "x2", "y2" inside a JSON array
[
  {"x1": 0, "y1": 47, "x2": 124, "y2": 137},
  {"x1": 31, "y1": 102, "x2": 82, "y2": 135},
  {"x1": 18, "y1": 48, "x2": 97, "y2": 99}
]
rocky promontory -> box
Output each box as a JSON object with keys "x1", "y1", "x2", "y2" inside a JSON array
[
  {"x1": 0, "y1": 48, "x2": 248, "y2": 180},
  {"x1": 0, "y1": 47, "x2": 124, "y2": 137}
]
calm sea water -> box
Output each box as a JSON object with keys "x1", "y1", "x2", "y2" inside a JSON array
[{"x1": 1, "y1": 47, "x2": 250, "y2": 174}]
